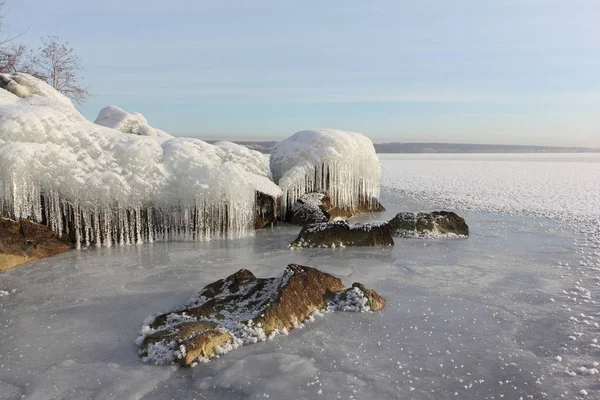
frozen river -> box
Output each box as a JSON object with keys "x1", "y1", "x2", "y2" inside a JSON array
[{"x1": 1, "y1": 153, "x2": 599, "y2": 400}]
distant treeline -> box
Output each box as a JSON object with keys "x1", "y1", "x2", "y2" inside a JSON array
[{"x1": 207, "y1": 140, "x2": 600, "y2": 155}]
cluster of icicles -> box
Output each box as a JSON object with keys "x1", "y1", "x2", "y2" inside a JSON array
[
  {"x1": 1, "y1": 174, "x2": 254, "y2": 249},
  {"x1": 276, "y1": 161, "x2": 381, "y2": 219}
]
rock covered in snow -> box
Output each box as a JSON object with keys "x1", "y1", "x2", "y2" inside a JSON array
[
  {"x1": 0, "y1": 217, "x2": 73, "y2": 271},
  {"x1": 287, "y1": 192, "x2": 385, "y2": 226},
  {"x1": 270, "y1": 129, "x2": 383, "y2": 217},
  {"x1": 288, "y1": 193, "x2": 330, "y2": 225},
  {"x1": 388, "y1": 211, "x2": 469, "y2": 238},
  {"x1": 0, "y1": 73, "x2": 282, "y2": 248},
  {"x1": 290, "y1": 220, "x2": 394, "y2": 249},
  {"x1": 94, "y1": 105, "x2": 172, "y2": 138},
  {"x1": 0, "y1": 73, "x2": 73, "y2": 105},
  {"x1": 137, "y1": 264, "x2": 385, "y2": 366}
]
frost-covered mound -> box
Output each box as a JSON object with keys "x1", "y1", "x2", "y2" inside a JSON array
[
  {"x1": 94, "y1": 105, "x2": 172, "y2": 138},
  {"x1": 0, "y1": 73, "x2": 281, "y2": 247},
  {"x1": 270, "y1": 129, "x2": 382, "y2": 217},
  {"x1": 137, "y1": 264, "x2": 385, "y2": 366}
]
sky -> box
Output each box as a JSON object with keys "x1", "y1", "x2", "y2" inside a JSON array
[{"x1": 4, "y1": 0, "x2": 600, "y2": 147}]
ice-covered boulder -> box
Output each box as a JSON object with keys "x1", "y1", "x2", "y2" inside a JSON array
[
  {"x1": 0, "y1": 217, "x2": 73, "y2": 271},
  {"x1": 0, "y1": 73, "x2": 282, "y2": 248},
  {"x1": 94, "y1": 105, "x2": 172, "y2": 138},
  {"x1": 388, "y1": 211, "x2": 469, "y2": 238},
  {"x1": 137, "y1": 264, "x2": 385, "y2": 366},
  {"x1": 290, "y1": 220, "x2": 394, "y2": 248},
  {"x1": 270, "y1": 129, "x2": 383, "y2": 218}
]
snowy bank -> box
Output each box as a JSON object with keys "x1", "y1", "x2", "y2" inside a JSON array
[
  {"x1": 270, "y1": 129, "x2": 382, "y2": 217},
  {"x1": 0, "y1": 73, "x2": 281, "y2": 248}
]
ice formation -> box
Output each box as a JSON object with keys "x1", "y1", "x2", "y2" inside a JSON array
[
  {"x1": 94, "y1": 105, "x2": 172, "y2": 138},
  {"x1": 270, "y1": 129, "x2": 382, "y2": 217},
  {"x1": 0, "y1": 73, "x2": 281, "y2": 248}
]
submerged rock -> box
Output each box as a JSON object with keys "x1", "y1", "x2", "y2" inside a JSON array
[
  {"x1": 137, "y1": 264, "x2": 385, "y2": 366},
  {"x1": 0, "y1": 217, "x2": 73, "y2": 271},
  {"x1": 389, "y1": 211, "x2": 469, "y2": 238},
  {"x1": 287, "y1": 192, "x2": 385, "y2": 226},
  {"x1": 290, "y1": 220, "x2": 394, "y2": 248}
]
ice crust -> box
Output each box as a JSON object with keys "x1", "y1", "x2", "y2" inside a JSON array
[
  {"x1": 0, "y1": 73, "x2": 281, "y2": 247},
  {"x1": 270, "y1": 129, "x2": 382, "y2": 216}
]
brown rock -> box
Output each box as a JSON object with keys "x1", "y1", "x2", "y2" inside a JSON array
[
  {"x1": 388, "y1": 211, "x2": 469, "y2": 238},
  {"x1": 289, "y1": 220, "x2": 394, "y2": 248},
  {"x1": 0, "y1": 217, "x2": 72, "y2": 271},
  {"x1": 138, "y1": 264, "x2": 385, "y2": 366},
  {"x1": 255, "y1": 191, "x2": 280, "y2": 229}
]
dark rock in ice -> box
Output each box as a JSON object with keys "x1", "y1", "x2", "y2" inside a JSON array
[
  {"x1": 290, "y1": 220, "x2": 394, "y2": 248},
  {"x1": 254, "y1": 191, "x2": 280, "y2": 229}
]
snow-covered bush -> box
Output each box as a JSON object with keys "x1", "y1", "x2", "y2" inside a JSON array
[
  {"x1": 0, "y1": 73, "x2": 281, "y2": 248},
  {"x1": 270, "y1": 129, "x2": 382, "y2": 216}
]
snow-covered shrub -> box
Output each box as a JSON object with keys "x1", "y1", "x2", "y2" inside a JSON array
[
  {"x1": 0, "y1": 73, "x2": 281, "y2": 248},
  {"x1": 270, "y1": 129, "x2": 382, "y2": 217}
]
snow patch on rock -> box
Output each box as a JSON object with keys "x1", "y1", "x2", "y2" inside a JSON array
[{"x1": 94, "y1": 105, "x2": 172, "y2": 138}]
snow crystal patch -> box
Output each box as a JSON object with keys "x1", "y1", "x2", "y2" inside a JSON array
[
  {"x1": 328, "y1": 287, "x2": 371, "y2": 312},
  {"x1": 0, "y1": 289, "x2": 16, "y2": 297}
]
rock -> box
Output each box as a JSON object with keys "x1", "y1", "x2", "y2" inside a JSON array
[
  {"x1": 138, "y1": 264, "x2": 385, "y2": 366},
  {"x1": 289, "y1": 220, "x2": 394, "y2": 248},
  {"x1": 350, "y1": 283, "x2": 386, "y2": 311},
  {"x1": 0, "y1": 217, "x2": 73, "y2": 271},
  {"x1": 286, "y1": 192, "x2": 385, "y2": 226},
  {"x1": 388, "y1": 211, "x2": 469, "y2": 238},
  {"x1": 288, "y1": 193, "x2": 329, "y2": 225},
  {"x1": 254, "y1": 191, "x2": 280, "y2": 229}
]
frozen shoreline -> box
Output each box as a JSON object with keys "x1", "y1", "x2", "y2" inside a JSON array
[{"x1": 1, "y1": 154, "x2": 599, "y2": 399}]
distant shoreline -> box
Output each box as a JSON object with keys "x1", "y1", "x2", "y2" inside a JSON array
[{"x1": 206, "y1": 140, "x2": 600, "y2": 154}]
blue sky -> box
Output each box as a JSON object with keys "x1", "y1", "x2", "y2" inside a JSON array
[{"x1": 5, "y1": 0, "x2": 600, "y2": 146}]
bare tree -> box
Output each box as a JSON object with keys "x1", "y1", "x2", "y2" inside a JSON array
[
  {"x1": 0, "y1": 1, "x2": 29, "y2": 74},
  {"x1": 30, "y1": 36, "x2": 89, "y2": 104}
]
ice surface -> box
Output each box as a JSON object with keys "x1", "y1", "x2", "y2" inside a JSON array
[
  {"x1": 270, "y1": 129, "x2": 382, "y2": 216},
  {"x1": 0, "y1": 73, "x2": 281, "y2": 248},
  {"x1": 1, "y1": 155, "x2": 600, "y2": 399},
  {"x1": 94, "y1": 105, "x2": 173, "y2": 138}
]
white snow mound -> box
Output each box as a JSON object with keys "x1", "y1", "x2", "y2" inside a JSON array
[
  {"x1": 94, "y1": 105, "x2": 172, "y2": 138},
  {"x1": 0, "y1": 73, "x2": 281, "y2": 248},
  {"x1": 270, "y1": 129, "x2": 382, "y2": 216}
]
